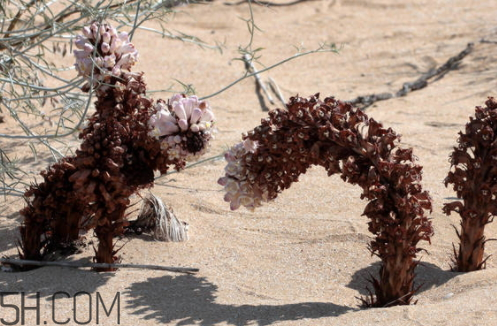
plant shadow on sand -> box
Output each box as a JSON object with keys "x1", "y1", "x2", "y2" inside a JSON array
[
  {"x1": 0, "y1": 226, "x2": 20, "y2": 255},
  {"x1": 0, "y1": 211, "x2": 25, "y2": 255},
  {"x1": 126, "y1": 275, "x2": 352, "y2": 326},
  {"x1": 347, "y1": 261, "x2": 459, "y2": 296}
]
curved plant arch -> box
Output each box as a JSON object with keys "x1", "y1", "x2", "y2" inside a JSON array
[{"x1": 218, "y1": 94, "x2": 433, "y2": 306}]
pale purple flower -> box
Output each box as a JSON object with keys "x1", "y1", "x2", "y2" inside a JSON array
[
  {"x1": 217, "y1": 142, "x2": 267, "y2": 211},
  {"x1": 242, "y1": 139, "x2": 258, "y2": 153},
  {"x1": 74, "y1": 22, "x2": 139, "y2": 91},
  {"x1": 148, "y1": 94, "x2": 216, "y2": 161}
]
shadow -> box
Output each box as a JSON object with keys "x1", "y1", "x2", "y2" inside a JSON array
[
  {"x1": 120, "y1": 231, "x2": 156, "y2": 242},
  {"x1": 347, "y1": 261, "x2": 459, "y2": 296},
  {"x1": 255, "y1": 82, "x2": 270, "y2": 112},
  {"x1": 126, "y1": 275, "x2": 352, "y2": 326},
  {"x1": 0, "y1": 257, "x2": 113, "y2": 300},
  {"x1": 0, "y1": 211, "x2": 24, "y2": 255},
  {"x1": 0, "y1": 226, "x2": 19, "y2": 255}
]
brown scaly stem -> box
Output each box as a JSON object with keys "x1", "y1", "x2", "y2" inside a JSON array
[
  {"x1": 18, "y1": 22, "x2": 216, "y2": 270},
  {"x1": 51, "y1": 206, "x2": 81, "y2": 245},
  {"x1": 93, "y1": 205, "x2": 127, "y2": 271},
  {"x1": 457, "y1": 216, "x2": 486, "y2": 272},
  {"x1": 219, "y1": 94, "x2": 433, "y2": 307},
  {"x1": 19, "y1": 214, "x2": 45, "y2": 263},
  {"x1": 94, "y1": 226, "x2": 117, "y2": 271},
  {"x1": 444, "y1": 97, "x2": 497, "y2": 272},
  {"x1": 373, "y1": 244, "x2": 417, "y2": 306}
]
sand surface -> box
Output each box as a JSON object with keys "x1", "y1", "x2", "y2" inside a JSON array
[{"x1": 1, "y1": 0, "x2": 497, "y2": 325}]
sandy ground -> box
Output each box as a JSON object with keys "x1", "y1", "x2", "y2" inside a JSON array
[{"x1": 1, "y1": 0, "x2": 497, "y2": 325}]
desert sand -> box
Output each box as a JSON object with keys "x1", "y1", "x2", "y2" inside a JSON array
[{"x1": 1, "y1": 0, "x2": 497, "y2": 325}]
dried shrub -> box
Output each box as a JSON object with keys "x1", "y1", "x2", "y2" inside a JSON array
[
  {"x1": 444, "y1": 97, "x2": 497, "y2": 272},
  {"x1": 19, "y1": 22, "x2": 215, "y2": 270},
  {"x1": 218, "y1": 94, "x2": 433, "y2": 306}
]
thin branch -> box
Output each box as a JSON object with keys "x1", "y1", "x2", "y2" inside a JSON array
[
  {"x1": 225, "y1": 0, "x2": 318, "y2": 6},
  {"x1": 267, "y1": 76, "x2": 286, "y2": 106},
  {"x1": 200, "y1": 43, "x2": 338, "y2": 100},
  {"x1": 128, "y1": 0, "x2": 142, "y2": 41},
  {"x1": 0, "y1": 258, "x2": 199, "y2": 274},
  {"x1": 3, "y1": 0, "x2": 40, "y2": 39},
  {"x1": 160, "y1": 153, "x2": 224, "y2": 177},
  {"x1": 480, "y1": 38, "x2": 497, "y2": 45},
  {"x1": 347, "y1": 43, "x2": 474, "y2": 110},
  {"x1": 243, "y1": 53, "x2": 274, "y2": 108}
]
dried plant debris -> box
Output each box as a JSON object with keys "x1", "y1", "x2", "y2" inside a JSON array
[
  {"x1": 444, "y1": 97, "x2": 497, "y2": 272},
  {"x1": 219, "y1": 94, "x2": 433, "y2": 306},
  {"x1": 128, "y1": 193, "x2": 189, "y2": 242}
]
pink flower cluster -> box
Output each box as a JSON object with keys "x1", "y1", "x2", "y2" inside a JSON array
[
  {"x1": 217, "y1": 139, "x2": 268, "y2": 210},
  {"x1": 148, "y1": 94, "x2": 215, "y2": 161},
  {"x1": 74, "y1": 22, "x2": 139, "y2": 91}
]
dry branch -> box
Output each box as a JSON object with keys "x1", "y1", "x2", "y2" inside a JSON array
[
  {"x1": 0, "y1": 258, "x2": 199, "y2": 274},
  {"x1": 348, "y1": 43, "x2": 474, "y2": 109},
  {"x1": 225, "y1": 0, "x2": 317, "y2": 6},
  {"x1": 243, "y1": 54, "x2": 274, "y2": 111},
  {"x1": 268, "y1": 77, "x2": 286, "y2": 106}
]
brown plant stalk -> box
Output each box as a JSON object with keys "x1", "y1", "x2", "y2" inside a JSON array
[
  {"x1": 218, "y1": 94, "x2": 433, "y2": 306},
  {"x1": 19, "y1": 22, "x2": 215, "y2": 270},
  {"x1": 444, "y1": 97, "x2": 497, "y2": 272}
]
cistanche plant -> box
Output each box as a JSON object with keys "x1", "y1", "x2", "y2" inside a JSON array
[
  {"x1": 19, "y1": 22, "x2": 215, "y2": 270},
  {"x1": 218, "y1": 94, "x2": 433, "y2": 307},
  {"x1": 444, "y1": 97, "x2": 497, "y2": 272}
]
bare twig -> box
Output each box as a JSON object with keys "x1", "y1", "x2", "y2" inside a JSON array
[
  {"x1": 0, "y1": 258, "x2": 199, "y2": 274},
  {"x1": 243, "y1": 53, "x2": 273, "y2": 111},
  {"x1": 225, "y1": 0, "x2": 317, "y2": 6},
  {"x1": 161, "y1": 153, "x2": 224, "y2": 176},
  {"x1": 242, "y1": 54, "x2": 274, "y2": 104},
  {"x1": 397, "y1": 43, "x2": 474, "y2": 96},
  {"x1": 201, "y1": 43, "x2": 338, "y2": 100},
  {"x1": 348, "y1": 43, "x2": 474, "y2": 110},
  {"x1": 347, "y1": 93, "x2": 393, "y2": 109},
  {"x1": 2, "y1": 0, "x2": 39, "y2": 40},
  {"x1": 480, "y1": 38, "x2": 497, "y2": 45},
  {"x1": 268, "y1": 76, "x2": 286, "y2": 106}
]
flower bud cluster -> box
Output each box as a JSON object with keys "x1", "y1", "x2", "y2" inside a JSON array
[
  {"x1": 217, "y1": 140, "x2": 268, "y2": 210},
  {"x1": 74, "y1": 22, "x2": 138, "y2": 92},
  {"x1": 148, "y1": 94, "x2": 215, "y2": 161}
]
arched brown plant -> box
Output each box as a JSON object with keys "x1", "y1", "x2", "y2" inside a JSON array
[
  {"x1": 19, "y1": 22, "x2": 215, "y2": 270},
  {"x1": 444, "y1": 97, "x2": 497, "y2": 272},
  {"x1": 218, "y1": 94, "x2": 433, "y2": 307}
]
